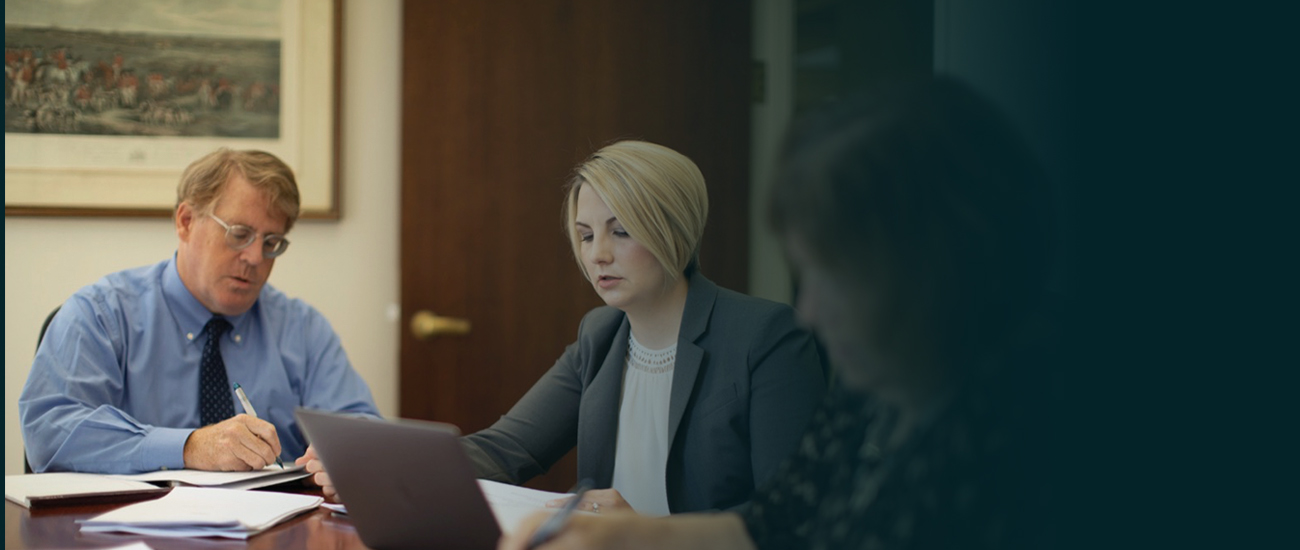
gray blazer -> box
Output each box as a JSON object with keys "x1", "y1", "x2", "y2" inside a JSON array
[{"x1": 462, "y1": 272, "x2": 826, "y2": 513}]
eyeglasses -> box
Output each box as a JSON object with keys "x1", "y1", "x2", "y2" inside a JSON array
[{"x1": 209, "y1": 214, "x2": 290, "y2": 258}]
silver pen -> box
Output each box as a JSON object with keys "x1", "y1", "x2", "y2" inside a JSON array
[
  {"x1": 232, "y1": 383, "x2": 285, "y2": 468},
  {"x1": 527, "y1": 479, "x2": 594, "y2": 549}
]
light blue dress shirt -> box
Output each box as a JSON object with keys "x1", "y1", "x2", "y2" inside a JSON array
[{"x1": 19, "y1": 257, "x2": 379, "y2": 474}]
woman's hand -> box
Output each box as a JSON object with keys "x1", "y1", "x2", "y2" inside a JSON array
[
  {"x1": 545, "y1": 488, "x2": 634, "y2": 515},
  {"x1": 497, "y1": 510, "x2": 754, "y2": 550},
  {"x1": 294, "y1": 445, "x2": 338, "y2": 501},
  {"x1": 497, "y1": 512, "x2": 632, "y2": 550}
]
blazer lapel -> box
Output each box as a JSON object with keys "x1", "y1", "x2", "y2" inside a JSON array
[
  {"x1": 667, "y1": 272, "x2": 720, "y2": 449},
  {"x1": 578, "y1": 317, "x2": 631, "y2": 487}
]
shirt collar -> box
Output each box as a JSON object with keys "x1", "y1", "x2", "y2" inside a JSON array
[{"x1": 163, "y1": 254, "x2": 254, "y2": 344}]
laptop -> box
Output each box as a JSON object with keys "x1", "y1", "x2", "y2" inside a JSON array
[{"x1": 295, "y1": 409, "x2": 502, "y2": 550}]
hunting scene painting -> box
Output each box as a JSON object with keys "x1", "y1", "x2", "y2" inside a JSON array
[{"x1": 5, "y1": 0, "x2": 283, "y2": 138}]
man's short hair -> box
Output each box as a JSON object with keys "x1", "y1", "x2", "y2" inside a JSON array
[{"x1": 176, "y1": 148, "x2": 302, "y2": 231}]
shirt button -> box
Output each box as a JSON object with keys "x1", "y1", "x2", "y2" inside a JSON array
[
  {"x1": 186, "y1": 333, "x2": 194, "y2": 340},
  {"x1": 234, "y1": 335, "x2": 242, "y2": 343}
]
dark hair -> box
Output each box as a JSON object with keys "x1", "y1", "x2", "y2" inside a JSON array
[{"x1": 770, "y1": 76, "x2": 1056, "y2": 376}]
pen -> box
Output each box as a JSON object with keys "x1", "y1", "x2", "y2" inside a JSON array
[
  {"x1": 232, "y1": 383, "x2": 285, "y2": 469},
  {"x1": 526, "y1": 479, "x2": 594, "y2": 549}
]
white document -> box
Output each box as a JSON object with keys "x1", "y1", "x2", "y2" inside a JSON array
[
  {"x1": 70, "y1": 543, "x2": 155, "y2": 550},
  {"x1": 96, "y1": 544, "x2": 155, "y2": 550},
  {"x1": 5, "y1": 473, "x2": 166, "y2": 508},
  {"x1": 110, "y1": 464, "x2": 310, "y2": 490},
  {"x1": 477, "y1": 479, "x2": 592, "y2": 535},
  {"x1": 478, "y1": 479, "x2": 569, "y2": 508},
  {"x1": 79, "y1": 487, "x2": 322, "y2": 539}
]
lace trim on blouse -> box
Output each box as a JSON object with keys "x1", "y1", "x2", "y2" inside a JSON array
[{"x1": 627, "y1": 332, "x2": 677, "y2": 374}]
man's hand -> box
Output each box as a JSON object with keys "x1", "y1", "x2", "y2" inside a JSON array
[
  {"x1": 182, "y1": 414, "x2": 281, "y2": 471},
  {"x1": 296, "y1": 445, "x2": 337, "y2": 500}
]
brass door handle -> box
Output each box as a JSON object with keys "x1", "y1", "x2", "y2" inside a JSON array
[{"x1": 410, "y1": 310, "x2": 472, "y2": 339}]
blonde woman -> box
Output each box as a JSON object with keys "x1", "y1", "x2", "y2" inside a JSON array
[
  {"x1": 462, "y1": 140, "x2": 825, "y2": 515},
  {"x1": 305, "y1": 140, "x2": 825, "y2": 515}
]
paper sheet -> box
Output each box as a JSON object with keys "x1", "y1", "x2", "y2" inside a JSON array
[
  {"x1": 98, "y1": 544, "x2": 155, "y2": 550},
  {"x1": 79, "y1": 487, "x2": 322, "y2": 539},
  {"x1": 478, "y1": 479, "x2": 593, "y2": 535},
  {"x1": 477, "y1": 479, "x2": 570, "y2": 508}
]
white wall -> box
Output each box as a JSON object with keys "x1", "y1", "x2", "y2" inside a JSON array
[
  {"x1": 3, "y1": 0, "x2": 403, "y2": 475},
  {"x1": 748, "y1": 0, "x2": 796, "y2": 306}
]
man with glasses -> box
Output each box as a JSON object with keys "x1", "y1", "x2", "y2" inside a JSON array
[{"x1": 20, "y1": 148, "x2": 379, "y2": 474}]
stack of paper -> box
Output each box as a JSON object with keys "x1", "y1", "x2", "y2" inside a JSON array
[
  {"x1": 317, "y1": 480, "x2": 579, "y2": 535},
  {"x1": 79, "y1": 487, "x2": 322, "y2": 539},
  {"x1": 5, "y1": 473, "x2": 168, "y2": 508},
  {"x1": 110, "y1": 464, "x2": 310, "y2": 490}
]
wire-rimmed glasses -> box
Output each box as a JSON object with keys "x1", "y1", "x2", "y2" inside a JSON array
[{"x1": 209, "y1": 214, "x2": 290, "y2": 258}]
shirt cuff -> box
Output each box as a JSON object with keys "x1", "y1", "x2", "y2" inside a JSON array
[{"x1": 140, "y1": 427, "x2": 194, "y2": 471}]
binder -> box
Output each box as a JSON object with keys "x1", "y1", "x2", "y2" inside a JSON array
[
  {"x1": 5, "y1": 473, "x2": 168, "y2": 509},
  {"x1": 109, "y1": 463, "x2": 310, "y2": 490}
]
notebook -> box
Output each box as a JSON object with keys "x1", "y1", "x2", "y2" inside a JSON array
[
  {"x1": 295, "y1": 408, "x2": 503, "y2": 550},
  {"x1": 5, "y1": 472, "x2": 168, "y2": 508},
  {"x1": 110, "y1": 463, "x2": 311, "y2": 490}
]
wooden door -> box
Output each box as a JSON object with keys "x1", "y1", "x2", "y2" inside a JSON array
[{"x1": 400, "y1": 0, "x2": 751, "y2": 492}]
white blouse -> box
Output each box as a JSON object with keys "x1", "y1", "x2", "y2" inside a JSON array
[{"x1": 610, "y1": 332, "x2": 676, "y2": 516}]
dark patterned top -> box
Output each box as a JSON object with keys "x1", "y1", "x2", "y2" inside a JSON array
[{"x1": 742, "y1": 382, "x2": 1054, "y2": 550}]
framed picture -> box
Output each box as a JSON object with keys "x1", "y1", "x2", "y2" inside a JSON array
[{"x1": 3, "y1": 0, "x2": 341, "y2": 219}]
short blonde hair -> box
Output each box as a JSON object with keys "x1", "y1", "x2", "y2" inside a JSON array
[
  {"x1": 176, "y1": 148, "x2": 302, "y2": 232},
  {"x1": 563, "y1": 140, "x2": 709, "y2": 281}
]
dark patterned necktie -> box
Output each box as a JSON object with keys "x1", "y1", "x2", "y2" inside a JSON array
[{"x1": 199, "y1": 317, "x2": 235, "y2": 426}]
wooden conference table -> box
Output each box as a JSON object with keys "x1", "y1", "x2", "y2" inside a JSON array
[{"x1": 5, "y1": 488, "x2": 373, "y2": 550}]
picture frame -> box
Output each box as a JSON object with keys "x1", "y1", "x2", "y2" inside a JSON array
[{"x1": 3, "y1": 0, "x2": 342, "y2": 219}]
